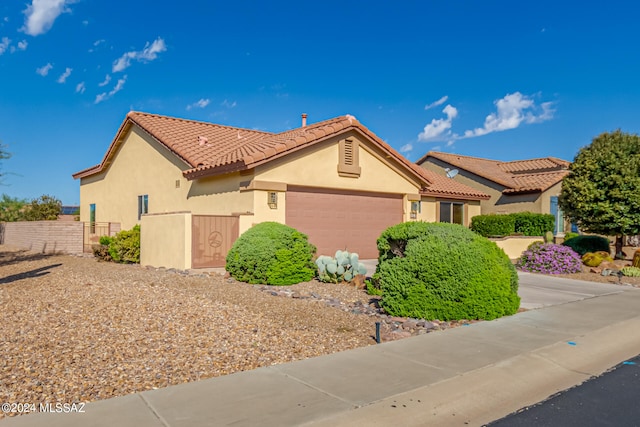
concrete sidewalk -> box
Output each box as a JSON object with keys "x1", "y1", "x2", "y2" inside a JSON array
[{"x1": 4, "y1": 278, "x2": 640, "y2": 427}]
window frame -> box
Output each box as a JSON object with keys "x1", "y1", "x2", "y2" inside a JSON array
[
  {"x1": 438, "y1": 201, "x2": 465, "y2": 225},
  {"x1": 138, "y1": 194, "x2": 148, "y2": 220}
]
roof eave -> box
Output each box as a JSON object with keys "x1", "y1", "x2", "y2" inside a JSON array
[{"x1": 420, "y1": 189, "x2": 491, "y2": 201}]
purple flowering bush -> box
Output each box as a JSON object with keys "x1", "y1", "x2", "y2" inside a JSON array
[{"x1": 516, "y1": 243, "x2": 583, "y2": 274}]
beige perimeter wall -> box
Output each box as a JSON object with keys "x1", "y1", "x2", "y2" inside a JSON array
[
  {"x1": 140, "y1": 212, "x2": 192, "y2": 270},
  {"x1": 491, "y1": 236, "x2": 543, "y2": 259},
  {"x1": 0, "y1": 221, "x2": 84, "y2": 254}
]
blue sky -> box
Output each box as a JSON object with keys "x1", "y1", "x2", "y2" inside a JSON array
[{"x1": 1, "y1": 1, "x2": 639, "y2": 205}]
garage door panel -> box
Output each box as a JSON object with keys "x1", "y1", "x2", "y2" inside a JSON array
[{"x1": 286, "y1": 188, "x2": 402, "y2": 259}]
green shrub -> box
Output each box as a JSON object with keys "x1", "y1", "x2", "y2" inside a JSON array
[
  {"x1": 365, "y1": 278, "x2": 383, "y2": 296},
  {"x1": 564, "y1": 232, "x2": 579, "y2": 241},
  {"x1": 99, "y1": 235, "x2": 113, "y2": 246},
  {"x1": 375, "y1": 222, "x2": 520, "y2": 321},
  {"x1": 470, "y1": 214, "x2": 515, "y2": 237},
  {"x1": 511, "y1": 212, "x2": 555, "y2": 236},
  {"x1": 225, "y1": 222, "x2": 316, "y2": 285},
  {"x1": 108, "y1": 225, "x2": 140, "y2": 263},
  {"x1": 562, "y1": 235, "x2": 610, "y2": 256},
  {"x1": 471, "y1": 212, "x2": 555, "y2": 237},
  {"x1": 621, "y1": 266, "x2": 640, "y2": 277}
]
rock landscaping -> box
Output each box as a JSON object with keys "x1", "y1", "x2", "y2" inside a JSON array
[{"x1": 0, "y1": 245, "x2": 465, "y2": 418}]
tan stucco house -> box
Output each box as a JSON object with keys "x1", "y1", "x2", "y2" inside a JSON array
[
  {"x1": 73, "y1": 112, "x2": 488, "y2": 268},
  {"x1": 417, "y1": 151, "x2": 570, "y2": 234}
]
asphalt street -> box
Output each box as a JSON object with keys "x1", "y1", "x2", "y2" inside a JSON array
[{"x1": 487, "y1": 354, "x2": 640, "y2": 426}]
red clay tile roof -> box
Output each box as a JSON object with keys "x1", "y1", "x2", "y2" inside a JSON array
[
  {"x1": 417, "y1": 151, "x2": 570, "y2": 194},
  {"x1": 73, "y1": 112, "x2": 489, "y2": 200}
]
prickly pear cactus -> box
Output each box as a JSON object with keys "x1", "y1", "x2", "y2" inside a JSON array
[
  {"x1": 544, "y1": 231, "x2": 554, "y2": 244},
  {"x1": 316, "y1": 250, "x2": 367, "y2": 283}
]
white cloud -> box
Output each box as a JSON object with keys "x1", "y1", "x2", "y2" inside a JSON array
[
  {"x1": 399, "y1": 143, "x2": 413, "y2": 153},
  {"x1": 112, "y1": 37, "x2": 167, "y2": 73},
  {"x1": 221, "y1": 99, "x2": 237, "y2": 108},
  {"x1": 94, "y1": 92, "x2": 107, "y2": 104},
  {"x1": 89, "y1": 39, "x2": 105, "y2": 53},
  {"x1": 17, "y1": 40, "x2": 28, "y2": 50},
  {"x1": 36, "y1": 62, "x2": 53, "y2": 76},
  {"x1": 462, "y1": 92, "x2": 554, "y2": 138},
  {"x1": 418, "y1": 104, "x2": 458, "y2": 142},
  {"x1": 75, "y1": 81, "x2": 85, "y2": 93},
  {"x1": 98, "y1": 74, "x2": 111, "y2": 87},
  {"x1": 425, "y1": 95, "x2": 448, "y2": 110},
  {"x1": 0, "y1": 37, "x2": 9, "y2": 55},
  {"x1": 186, "y1": 98, "x2": 211, "y2": 110},
  {"x1": 22, "y1": 0, "x2": 74, "y2": 36},
  {"x1": 56, "y1": 67, "x2": 72, "y2": 83},
  {"x1": 94, "y1": 75, "x2": 127, "y2": 104}
]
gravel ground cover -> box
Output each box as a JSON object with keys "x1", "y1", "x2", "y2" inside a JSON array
[
  {"x1": 0, "y1": 245, "x2": 425, "y2": 418},
  {"x1": 1, "y1": 244, "x2": 637, "y2": 419}
]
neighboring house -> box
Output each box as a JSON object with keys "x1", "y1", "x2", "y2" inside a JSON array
[
  {"x1": 58, "y1": 205, "x2": 79, "y2": 221},
  {"x1": 417, "y1": 151, "x2": 570, "y2": 234},
  {"x1": 73, "y1": 112, "x2": 488, "y2": 268}
]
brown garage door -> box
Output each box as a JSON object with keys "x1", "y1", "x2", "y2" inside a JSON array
[{"x1": 286, "y1": 186, "x2": 403, "y2": 259}]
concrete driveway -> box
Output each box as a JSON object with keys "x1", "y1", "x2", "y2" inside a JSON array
[{"x1": 517, "y1": 271, "x2": 625, "y2": 310}]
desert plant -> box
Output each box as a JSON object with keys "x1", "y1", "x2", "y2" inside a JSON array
[
  {"x1": 108, "y1": 225, "x2": 140, "y2": 263},
  {"x1": 562, "y1": 235, "x2": 611, "y2": 256},
  {"x1": 621, "y1": 266, "x2": 640, "y2": 277},
  {"x1": 517, "y1": 243, "x2": 582, "y2": 274},
  {"x1": 225, "y1": 222, "x2": 316, "y2": 285},
  {"x1": 375, "y1": 222, "x2": 520, "y2": 321},
  {"x1": 92, "y1": 244, "x2": 113, "y2": 262},
  {"x1": 544, "y1": 231, "x2": 554, "y2": 243},
  {"x1": 316, "y1": 250, "x2": 367, "y2": 283},
  {"x1": 581, "y1": 252, "x2": 604, "y2": 267}
]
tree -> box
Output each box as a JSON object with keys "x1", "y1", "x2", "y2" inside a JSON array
[
  {"x1": 559, "y1": 130, "x2": 640, "y2": 257},
  {"x1": 22, "y1": 195, "x2": 62, "y2": 221},
  {"x1": 0, "y1": 194, "x2": 27, "y2": 222},
  {"x1": 0, "y1": 143, "x2": 10, "y2": 183}
]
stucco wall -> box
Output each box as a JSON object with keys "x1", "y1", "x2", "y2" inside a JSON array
[
  {"x1": 79, "y1": 126, "x2": 252, "y2": 230},
  {"x1": 491, "y1": 236, "x2": 543, "y2": 259},
  {"x1": 140, "y1": 212, "x2": 191, "y2": 270},
  {"x1": 256, "y1": 132, "x2": 423, "y2": 223},
  {"x1": 0, "y1": 221, "x2": 84, "y2": 254},
  {"x1": 256, "y1": 133, "x2": 420, "y2": 195}
]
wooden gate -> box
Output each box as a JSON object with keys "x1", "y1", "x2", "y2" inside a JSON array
[{"x1": 191, "y1": 215, "x2": 239, "y2": 268}]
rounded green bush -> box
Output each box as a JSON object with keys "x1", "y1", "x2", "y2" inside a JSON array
[
  {"x1": 225, "y1": 222, "x2": 317, "y2": 285},
  {"x1": 108, "y1": 225, "x2": 140, "y2": 263},
  {"x1": 375, "y1": 222, "x2": 520, "y2": 321},
  {"x1": 562, "y1": 235, "x2": 610, "y2": 256}
]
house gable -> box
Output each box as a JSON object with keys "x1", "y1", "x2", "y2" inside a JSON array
[{"x1": 254, "y1": 130, "x2": 422, "y2": 195}]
